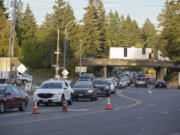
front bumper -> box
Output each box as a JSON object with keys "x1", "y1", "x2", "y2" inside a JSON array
[{"x1": 33, "y1": 94, "x2": 62, "y2": 103}]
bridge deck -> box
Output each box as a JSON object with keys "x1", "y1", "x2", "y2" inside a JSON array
[{"x1": 81, "y1": 58, "x2": 175, "y2": 68}]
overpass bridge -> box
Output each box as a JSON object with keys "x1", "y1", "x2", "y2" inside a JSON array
[{"x1": 80, "y1": 58, "x2": 176, "y2": 79}]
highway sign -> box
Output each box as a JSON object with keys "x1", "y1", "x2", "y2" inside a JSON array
[{"x1": 75, "y1": 67, "x2": 87, "y2": 73}]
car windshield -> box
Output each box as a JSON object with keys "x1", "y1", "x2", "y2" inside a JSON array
[
  {"x1": 79, "y1": 76, "x2": 91, "y2": 80},
  {"x1": 137, "y1": 78, "x2": 145, "y2": 81},
  {"x1": 94, "y1": 80, "x2": 109, "y2": 85},
  {"x1": 40, "y1": 82, "x2": 62, "y2": 89},
  {"x1": 0, "y1": 86, "x2": 6, "y2": 95},
  {"x1": 157, "y1": 80, "x2": 164, "y2": 83},
  {"x1": 73, "y1": 83, "x2": 93, "y2": 88}
]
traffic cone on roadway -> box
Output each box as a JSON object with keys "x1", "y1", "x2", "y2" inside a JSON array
[
  {"x1": 33, "y1": 100, "x2": 39, "y2": 114},
  {"x1": 62, "y1": 100, "x2": 68, "y2": 112},
  {"x1": 105, "y1": 96, "x2": 112, "y2": 110}
]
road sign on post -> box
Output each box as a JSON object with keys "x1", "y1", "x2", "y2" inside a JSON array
[
  {"x1": 62, "y1": 69, "x2": 69, "y2": 78},
  {"x1": 75, "y1": 67, "x2": 87, "y2": 73}
]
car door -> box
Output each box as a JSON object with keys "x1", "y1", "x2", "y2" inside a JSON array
[
  {"x1": 4, "y1": 86, "x2": 15, "y2": 109},
  {"x1": 64, "y1": 82, "x2": 70, "y2": 101},
  {"x1": 12, "y1": 86, "x2": 22, "y2": 108}
]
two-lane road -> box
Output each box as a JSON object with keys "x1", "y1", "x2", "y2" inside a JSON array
[{"x1": 1, "y1": 87, "x2": 180, "y2": 135}]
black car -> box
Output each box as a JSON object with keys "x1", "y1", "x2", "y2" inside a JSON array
[
  {"x1": 72, "y1": 82, "x2": 97, "y2": 101},
  {"x1": 94, "y1": 79, "x2": 111, "y2": 97},
  {"x1": 78, "y1": 73, "x2": 94, "y2": 81},
  {"x1": 155, "y1": 80, "x2": 166, "y2": 88},
  {"x1": 0, "y1": 84, "x2": 29, "y2": 113}
]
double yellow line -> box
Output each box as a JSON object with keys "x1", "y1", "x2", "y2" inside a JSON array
[{"x1": 0, "y1": 90, "x2": 142, "y2": 127}]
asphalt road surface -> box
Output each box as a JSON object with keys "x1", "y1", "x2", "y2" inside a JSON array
[{"x1": 1, "y1": 86, "x2": 180, "y2": 135}]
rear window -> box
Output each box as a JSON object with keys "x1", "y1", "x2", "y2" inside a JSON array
[
  {"x1": 94, "y1": 80, "x2": 109, "y2": 85},
  {"x1": 0, "y1": 86, "x2": 6, "y2": 95},
  {"x1": 40, "y1": 82, "x2": 62, "y2": 89}
]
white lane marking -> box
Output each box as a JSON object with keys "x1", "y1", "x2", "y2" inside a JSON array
[
  {"x1": 148, "y1": 90, "x2": 152, "y2": 94},
  {"x1": 68, "y1": 109, "x2": 89, "y2": 112},
  {"x1": 162, "y1": 112, "x2": 169, "y2": 114}
]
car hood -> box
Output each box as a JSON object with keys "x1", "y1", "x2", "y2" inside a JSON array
[
  {"x1": 35, "y1": 88, "x2": 63, "y2": 94},
  {"x1": 95, "y1": 85, "x2": 108, "y2": 88},
  {"x1": 73, "y1": 88, "x2": 92, "y2": 91}
]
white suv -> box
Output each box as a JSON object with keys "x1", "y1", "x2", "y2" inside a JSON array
[{"x1": 33, "y1": 78, "x2": 73, "y2": 106}]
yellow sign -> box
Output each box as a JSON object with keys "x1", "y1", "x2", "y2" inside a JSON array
[{"x1": 131, "y1": 63, "x2": 136, "y2": 66}]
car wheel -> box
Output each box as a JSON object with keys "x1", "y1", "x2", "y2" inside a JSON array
[
  {"x1": 68, "y1": 95, "x2": 73, "y2": 105},
  {"x1": 75, "y1": 98, "x2": 78, "y2": 102},
  {"x1": 145, "y1": 85, "x2": 147, "y2": 88},
  {"x1": 0, "y1": 102, "x2": 5, "y2": 113},
  {"x1": 19, "y1": 100, "x2": 26, "y2": 111}
]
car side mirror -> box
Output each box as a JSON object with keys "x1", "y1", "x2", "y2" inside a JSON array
[{"x1": 5, "y1": 92, "x2": 12, "y2": 96}]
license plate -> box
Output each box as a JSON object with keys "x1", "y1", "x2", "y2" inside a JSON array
[{"x1": 78, "y1": 94, "x2": 83, "y2": 96}]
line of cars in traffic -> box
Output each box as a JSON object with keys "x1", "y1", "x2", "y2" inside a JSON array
[{"x1": 0, "y1": 71, "x2": 167, "y2": 113}]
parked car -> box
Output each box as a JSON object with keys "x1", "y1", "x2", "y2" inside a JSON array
[
  {"x1": 0, "y1": 84, "x2": 29, "y2": 113},
  {"x1": 33, "y1": 78, "x2": 73, "y2": 106},
  {"x1": 105, "y1": 78, "x2": 115, "y2": 94},
  {"x1": 72, "y1": 82, "x2": 97, "y2": 101},
  {"x1": 135, "y1": 77, "x2": 147, "y2": 88},
  {"x1": 155, "y1": 80, "x2": 166, "y2": 88},
  {"x1": 94, "y1": 79, "x2": 111, "y2": 96}
]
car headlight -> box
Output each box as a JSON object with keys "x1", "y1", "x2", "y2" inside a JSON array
[
  {"x1": 105, "y1": 86, "x2": 109, "y2": 90},
  {"x1": 88, "y1": 90, "x2": 94, "y2": 93},
  {"x1": 72, "y1": 90, "x2": 75, "y2": 93}
]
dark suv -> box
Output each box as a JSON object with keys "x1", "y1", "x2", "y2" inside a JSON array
[
  {"x1": 78, "y1": 73, "x2": 94, "y2": 81},
  {"x1": 0, "y1": 84, "x2": 29, "y2": 113}
]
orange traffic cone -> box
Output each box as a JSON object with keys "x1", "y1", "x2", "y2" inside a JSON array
[
  {"x1": 33, "y1": 100, "x2": 39, "y2": 114},
  {"x1": 62, "y1": 100, "x2": 68, "y2": 112},
  {"x1": 105, "y1": 96, "x2": 112, "y2": 110}
]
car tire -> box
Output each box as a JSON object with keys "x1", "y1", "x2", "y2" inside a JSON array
[
  {"x1": 75, "y1": 98, "x2": 78, "y2": 102},
  {"x1": 19, "y1": 100, "x2": 26, "y2": 111},
  {"x1": 0, "y1": 102, "x2": 5, "y2": 113},
  {"x1": 145, "y1": 85, "x2": 147, "y2": 88},
  {"x1": 68, "y1": 95, "x2": 73, "y2": 105}
]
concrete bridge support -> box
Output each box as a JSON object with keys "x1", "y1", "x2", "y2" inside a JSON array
[{"x1": 156, "y1": 67, "x2": 164, "y2": 80}]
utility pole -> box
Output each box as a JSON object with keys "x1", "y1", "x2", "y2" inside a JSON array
[
  {"x1": 55, "y1": 29, "x2": 60, "y2": 80},
  {"x1": 64, "y1": 28, "x2": 68, "y2": 69},
  {"x1": 80, "y1": 40, "x2": 82, "y2": 76},
  {"x1": 9, "y1": 0, "x2": 23, "y2": 84}
]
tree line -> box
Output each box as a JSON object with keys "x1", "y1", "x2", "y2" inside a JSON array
[{"x1": 0, "y1": 0, "x2": 179, "y2": 70}]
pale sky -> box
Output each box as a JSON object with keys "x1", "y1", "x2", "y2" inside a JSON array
[{"x1": 5, "y1": 0, "x2": 166, "y2": 27}]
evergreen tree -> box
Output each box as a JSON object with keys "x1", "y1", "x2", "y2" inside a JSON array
[
  {"x1": 158, "y1": 0, "x2": 180, "y2": 61},
  {"x1": 95, "y1": 0, "x2": 107, "y2": 57},
  {"x1": 118, "y1": 15, "x2": 141, "y2": 47},
  {"x1": 19, "y1": 4, "x2": 39, "y2": 67},
  {"x1": 107, "y1": 11, "x2": 121, "y2": 47},
  {"x1": 141, "y1": 18, "x2": 158, "y2": 58},
  {"x1": 81, "y1": 0, "x2": 102, "y2": 57}
]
